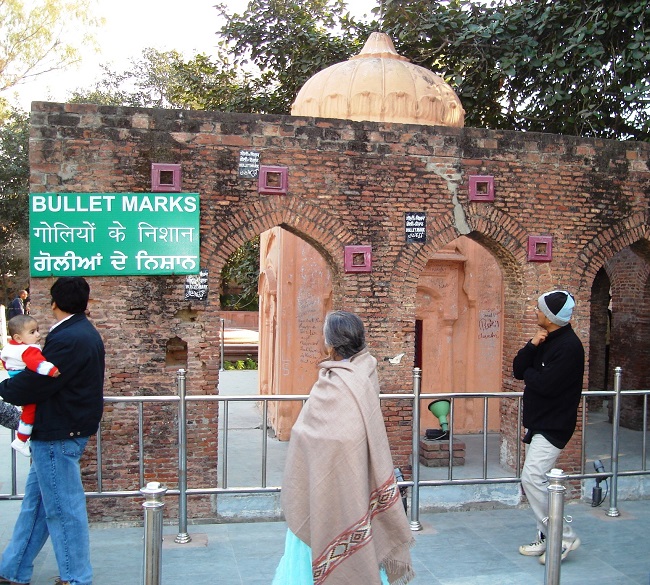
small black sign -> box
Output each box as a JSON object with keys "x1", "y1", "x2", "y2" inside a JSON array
[
  {"x1": 405, "y1": 212, "x2": 426, "y2": 243},
  {"x1": 238, "y1": 150, "x2": 260, "y2": 179},
  {"x1": 185, "y1": 268, "x2": 209, "y2": 301}
]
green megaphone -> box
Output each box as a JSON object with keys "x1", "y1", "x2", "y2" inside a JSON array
[{"x1": 427, "y1": 399, "x2": 450, "y2": 432}]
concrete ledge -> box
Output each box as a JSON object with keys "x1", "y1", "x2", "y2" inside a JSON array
[
  {"x1": 418, "y1": 482, "x2": 522, "y2": 511},
  {"x1": 213, "y1": 493, "x2": 284, "y2": 522}
]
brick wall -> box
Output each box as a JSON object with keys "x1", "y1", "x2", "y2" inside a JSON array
[{"x1": 28, "y1": 103, "x2": 650, "y2": 518}]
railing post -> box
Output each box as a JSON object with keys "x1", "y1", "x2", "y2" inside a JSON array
[
  {"x1": 0, "y1": 305, "x2": 6, "y2": 347},
  {"x1": 175, "y1": 368, "x2": 191, "y2": 543},
  {"x1": 544, "y1": 468, "x2": 567, "y2": 585},
  {"x1": 220, "y1": 318, "x2": 225, "y2": 371},
  {"x1": 10, "y1": 429, "x2": 18, "y2": 496},
  {"x1": 410, "y1": 367, "x2": 422, "y2": 531},
  {"x1": 140, "y1": 481, "x2": 167, "y2": 585},
  {"x1": 607, "y1": 366, "x2": 622, "y2": 517}
]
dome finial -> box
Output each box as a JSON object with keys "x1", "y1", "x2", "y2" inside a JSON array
[{"x1": 350, "y1": 32, "x2": 408, "y2": 62}]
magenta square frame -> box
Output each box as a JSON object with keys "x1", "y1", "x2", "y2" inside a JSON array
[
  {"x1": 151, "y1": 163, "x2": 182, "y2": 192},
  {"x1": 344, "y1": 245, "x2": 372, "y2": 273},
  {"x1": 527, "y1": 235, "x2": 553, "y2": 262},
  {"x1": 258, "y1": 165, "x2": 288, "y2": 195},
  {"x1": 468, "y1": 175, "x2": 495, "y2": 201}
]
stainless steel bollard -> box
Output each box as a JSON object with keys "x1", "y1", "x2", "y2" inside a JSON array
[
  {"x1": 410, "y1": 367, "x2": 423, "y2": 531},
  {"x1": 141, "y1": 481, "x2": 167, "y2": 585},
  {"x1": 175, "y1": 368, "x2": 191, "y2": 543},
  {"x1": 544, "y1": 468, "x2": 567, "y2": 585},
  {"x1": 607, "y1": 366, "x2": 622, "y2": 517}
]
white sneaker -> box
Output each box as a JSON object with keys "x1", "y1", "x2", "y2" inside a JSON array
[
  {"x1": 519, "y1": 531, "x2": 546, "y2": 556},
  {"x1": 539, "y1": 536, "x2": 581, "y2": 564},
  {"x1": 11, "y1": 438, "x2": 31, "y2": 457}
]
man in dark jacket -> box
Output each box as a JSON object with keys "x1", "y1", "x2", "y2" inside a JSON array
[
  {"x1": 7, "y1": 291, "x2": 27, "y2": 319},
  {"x1": 513, "y1": 290, "x2": 584, "y2": 565},
  {"x1": 0, "y1": 277, "x2": 105, "y2": 585}
]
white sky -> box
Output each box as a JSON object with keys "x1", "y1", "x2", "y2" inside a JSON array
[{"x1": 8, "y1": 0, "x2": 379, "y2": 111}]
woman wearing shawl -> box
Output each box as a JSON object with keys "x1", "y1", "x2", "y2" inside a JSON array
[{"x1": 273, "y1": 311, "x2": 415, "y2": 585}]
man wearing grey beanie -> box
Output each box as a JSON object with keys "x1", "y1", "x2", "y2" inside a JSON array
[{"x1": 513, "y1": 290, "x2": 585, "y2": 564}]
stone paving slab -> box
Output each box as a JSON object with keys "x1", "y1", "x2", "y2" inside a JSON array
[{"x1": 1, "y1": 499, "x2": 649, "y2": 584}]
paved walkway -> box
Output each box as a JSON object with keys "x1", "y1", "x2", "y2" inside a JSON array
[{"x1": 1, "y1": 498, "x2": 649, "y2": 584}]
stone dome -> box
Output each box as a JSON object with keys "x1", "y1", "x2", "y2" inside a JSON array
[{"x1": 291, "y1": 32, "x2": 465, "y2": 127}]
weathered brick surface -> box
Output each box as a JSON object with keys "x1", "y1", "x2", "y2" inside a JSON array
[
  {"x1": 419, "y1": 439, "x2": 466, "y2": 467},
  {"x1": 28, "y1": 103, "x2": 650, "y2": 518}
]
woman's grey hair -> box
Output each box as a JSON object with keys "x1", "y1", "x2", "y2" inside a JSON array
[{"x1": 323, "y1": 310, "x2": 366, "y2": 359}]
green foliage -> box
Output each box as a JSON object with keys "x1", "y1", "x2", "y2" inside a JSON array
[
  {"x1": 222, "y1": 358, "x2": 258, "y2": 370},
  {"x1": 67, "y1": 1, "x2": 374, "y2": 115},
  {"x1": 69, "y1": 49, "x2": 188, "y2": 108},
  {"x1": 220, "y1": 236, "x2": 261, "y2": 311},
  {"x1": 168, "y1": 50, "x2": 275, "y2": 113},
  {"x1": 0, "y1": 0, "x2": 102, "y2": 93},
  {"x1": 381, "y1": 0, "x2": 650, "y2": 140},
  {"x1": 68, "y1": 45, "x2": 279, "y2": 114},
  {"x1": 0, "y1": 109, "x2": 29, "y2": 207},
  {"x1": 62, "y1": 0, "x2": 649, "y2": 140},
  {"x1": 0, "y1": 106, "x2": 29, "y2": 305},
  {"x1": 215, "y1": 0, "x2": 375, "y2": 113},
  {"x1": 244, "y1": 356, "x2": 258, "y2": 370}
]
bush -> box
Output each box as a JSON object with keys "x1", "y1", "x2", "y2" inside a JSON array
[{"x1": 222, "y1": 356, "x2": 258, "y2": 370}]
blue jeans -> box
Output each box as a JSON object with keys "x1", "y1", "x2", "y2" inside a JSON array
[{"x1": 0, "y1": 437, "x2": 92, "y2": 585}]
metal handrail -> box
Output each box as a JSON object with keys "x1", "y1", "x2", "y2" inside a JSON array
[{"x1": 2, "y1": 368, "x2": 649, "y2": 535}]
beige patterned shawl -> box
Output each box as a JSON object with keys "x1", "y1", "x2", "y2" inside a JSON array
[{"x1": 281, "y1": 348, "x2": 415, "y2": 585}]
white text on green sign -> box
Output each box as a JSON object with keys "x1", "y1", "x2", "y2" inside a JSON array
[{"x1": 29, "y1": 193, "x2": 200, "y2": 277}]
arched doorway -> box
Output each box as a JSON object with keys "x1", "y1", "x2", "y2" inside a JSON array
[
  {"x1": 588, "y1": 268, "x2": 611, "y2": 411},
  {"x1": 416, "y1": 236, "x2": 504, "y2": 434},
  {"x1": 258, "y1": 227, "x2": 333, "y2": 440},
  {"x1": 594, "y1": 240, "x2": 650, "y2": 429}
]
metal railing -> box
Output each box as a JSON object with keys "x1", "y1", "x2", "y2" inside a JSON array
[{"x1": 2, "y1": 367, "x2": 649, "y2": 533}]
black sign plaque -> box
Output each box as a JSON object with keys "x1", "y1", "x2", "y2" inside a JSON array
[
  {"x1": 238, "y1": 150, "x2": 261, "y2": 179},
  {"x1": 405, "y1": 212, "x2": 426, "y2": 243},
  {"x1": 185, "y1": 268, "x2": 209, "y2": 301}
]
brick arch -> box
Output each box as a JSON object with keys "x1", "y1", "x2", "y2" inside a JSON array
[
  {"x1": 201, "y1": 197, "x2": 356, "y2": 297},
  {"x1": 390, "y1": 204, "x2": 528, "y2": 302},
  {"x1": 576, "y1": 210, "x2": 649, "y2": 293},
  {"x1": 465, "y1": 203, "x2": 530, "y2": 266},
  {"x1": 386, "y1": 209, "x2": 528, "y2": 459}
]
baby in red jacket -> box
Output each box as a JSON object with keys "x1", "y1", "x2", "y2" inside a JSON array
[{"x1": 1, "y1": 315, "x2": 60, "y2": 456}]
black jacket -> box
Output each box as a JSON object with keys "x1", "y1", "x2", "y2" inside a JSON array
[
  {"x1": 0, "y1": 313, "x2": 105, "y2": 440},
  {"x1": 513, "y1": 324, "x2": 584, "y2": 448},
  {"x1": 7, "y1": 296, "x2": 24, "y2": 319}
]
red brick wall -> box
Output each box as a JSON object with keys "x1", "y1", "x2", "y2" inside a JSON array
[{"x1": 28, "y1": 103, "x2": 650, "y2": 518}]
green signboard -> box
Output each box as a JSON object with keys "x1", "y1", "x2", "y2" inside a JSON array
[{"x1": 29, "y1": 193, "x2": 200, "y2": 277}]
